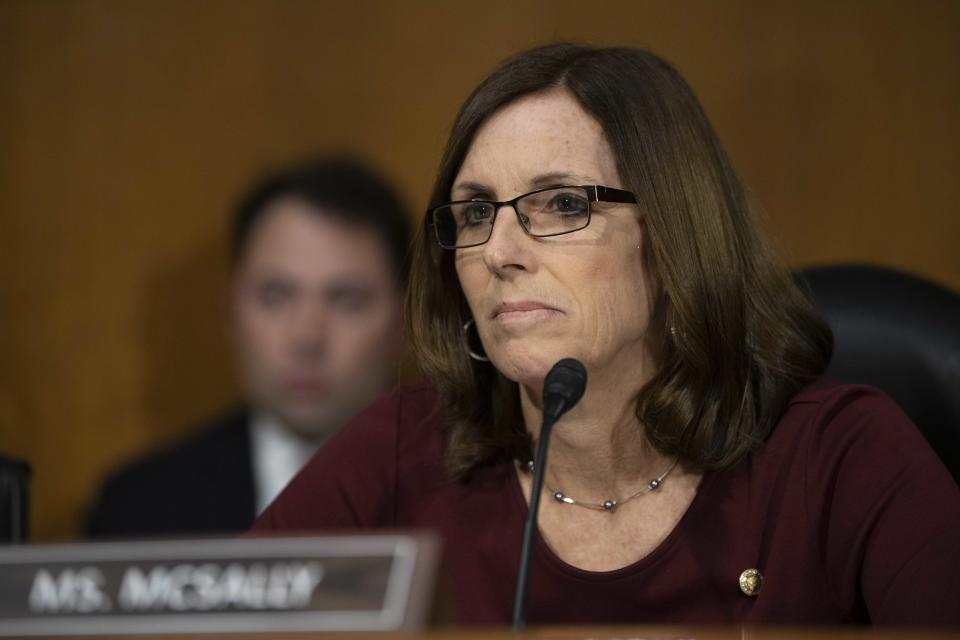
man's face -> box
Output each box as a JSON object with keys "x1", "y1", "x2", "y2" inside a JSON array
[{"x1": 232, "y1": 196, "x2": 403, "y2": 441}]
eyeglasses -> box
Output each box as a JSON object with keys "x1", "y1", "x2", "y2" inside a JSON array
[{"x1": 428, "y1": 185, "x2": 637, "y2": 249}]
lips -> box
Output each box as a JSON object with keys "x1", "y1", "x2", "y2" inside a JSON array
[
  {"x1": 284, "y1": 376, "x2": 329, "y2": 397},
  {"x1": 490, "y1": 300, "x2": 561, "y2": 324}
]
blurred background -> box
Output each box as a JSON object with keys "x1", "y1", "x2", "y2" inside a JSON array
[{"x1": 0, "y1": 0, "x2": 957, "y2": 541}]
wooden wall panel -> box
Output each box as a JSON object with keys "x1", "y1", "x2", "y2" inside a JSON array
[{"x1": 0, "y1": 0, "x2": 957, "y2": 539}]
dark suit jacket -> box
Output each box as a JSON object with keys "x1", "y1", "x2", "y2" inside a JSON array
[{"x1": 85, "y1": 409, "x2": 257, "y2": 538}]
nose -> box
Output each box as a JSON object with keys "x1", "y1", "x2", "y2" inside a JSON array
[
  {"x1": 289, "y1": 300, "x2": 328, "y2": 358},
  {"x1": 481, "y1": 205, "x2": 533, "y2": 275}
]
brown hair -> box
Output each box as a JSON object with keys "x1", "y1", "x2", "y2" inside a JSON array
[{"x1": 407, "y1": 43, "x2": 832, "y2": 479}]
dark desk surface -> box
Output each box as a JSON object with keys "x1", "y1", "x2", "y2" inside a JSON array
[{"x1": 54, "y1": 626, "x2": 959, "y2": 640}]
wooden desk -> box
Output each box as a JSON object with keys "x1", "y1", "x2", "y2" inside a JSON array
[{"x1": 62, "y1": 626, "x2": 959, "y2": 640}]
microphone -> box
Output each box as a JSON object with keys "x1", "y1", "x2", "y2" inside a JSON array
[
  {"x1": 512, "y1": 358, "x2": 587, "y2": 631},
  {"x1": 541, "y1": 358, "x2": 588, "y2": 423}
]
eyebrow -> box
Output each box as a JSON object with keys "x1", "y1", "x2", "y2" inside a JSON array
[
  {"x1": 451, "y1": 172, "x2": 596, "y2": 199},
  {"x1": 451, "y1": 181, "x2": 492, "y2": 198},
  {"x1": 529, "y1": 172, "x2": 594, "y2": 188}
]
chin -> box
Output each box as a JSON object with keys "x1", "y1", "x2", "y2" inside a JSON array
[
  {"x1": 272, "y1": 403, "x2": 341, "y2": 440},
  {"x1": 489, "y1": 343, "x2": 573, "y2": 388}
]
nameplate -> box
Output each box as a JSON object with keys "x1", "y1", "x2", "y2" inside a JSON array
[{"x1": 0, "y1": 534, "x2": 438, "y2": 635}]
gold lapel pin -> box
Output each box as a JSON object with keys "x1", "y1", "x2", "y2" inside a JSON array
[{"x1": 739, "y1": 568, "x2": 763, "y2": 597}]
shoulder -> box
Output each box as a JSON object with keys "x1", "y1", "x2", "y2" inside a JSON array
[
  {"x1": 785, "y1": 377, "x2": 903, "y2": 416},
  {"x1": 86, "y1": 409, "x2": 253, "y2": 537},
  {"x1": 771, "y1": 378, "x2": 956, "y2": 494},
  {"x1": 775, "y1": 379, "x2": 960, "y2": 624},
  {"x1": 346, "y1": 382, "x2": 439, "y2": 432},
  {"x1": 776, "y1": 378, "x2": 928, "y2": 456},
  {"x1": 251, "y1": 384, "x2": 444, "y2": 531},
  {"x1": 319, "y1": 382, "x2": 441, "y2": 454},
  {"x1": 308, "y1": 383, "x2": 445, "y2": 485},
  {"x1": 100, "y1": 409, "x2": 250, "y2": 490},
  {"x1": 762, "y1": 378, "x2": 960, "y2": 568}
]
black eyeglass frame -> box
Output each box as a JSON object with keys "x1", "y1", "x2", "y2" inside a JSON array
[{"x1": 428, "y1": 184, "x2": 637, "y2": 250}]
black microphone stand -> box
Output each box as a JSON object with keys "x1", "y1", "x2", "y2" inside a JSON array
[
  {"x1": 511, "y1": 412, "x2": 557, "y2": 631},
  {"x1": 511, "y1": 358, "x2": 586, "y2": 631}
]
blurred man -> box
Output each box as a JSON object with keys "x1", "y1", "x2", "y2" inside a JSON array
[{"x1": 86, "y1": 157, "x2": 410, "y2": 537}]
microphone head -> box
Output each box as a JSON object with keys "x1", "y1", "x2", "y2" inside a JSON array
[{"x1": 542, "y1": 358, "x2": 587, "y2": 422}]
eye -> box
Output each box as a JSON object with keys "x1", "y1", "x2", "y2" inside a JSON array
[
  {"x1": 547, "y1": 191, "x2": 589, "y2": 216},
  {"x1": 462, "y1": 202, "x2": 495, "y2": 226},
  {"x1": 257, "y1": 281, "x2": 295, "y2": 309},
  {"x1": 329, "y1": 285, "x2": 373, "y2": 314}
]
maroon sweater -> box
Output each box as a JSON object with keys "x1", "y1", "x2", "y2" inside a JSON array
[{"x1": 252, "y1": 380, "x2": 960, "y2": 626}]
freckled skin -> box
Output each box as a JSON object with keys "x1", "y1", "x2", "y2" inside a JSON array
[{"x1": 453, "y1": 90, "x2": 653, "y2": 396}]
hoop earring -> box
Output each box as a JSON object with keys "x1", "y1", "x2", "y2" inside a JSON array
[{"x1": 462, "y1": 319, "x2": 490, "y2": 362}]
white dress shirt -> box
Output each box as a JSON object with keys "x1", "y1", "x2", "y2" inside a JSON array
[{"x1": 249, "y1": 413, "x2": 321, "y2": 515}]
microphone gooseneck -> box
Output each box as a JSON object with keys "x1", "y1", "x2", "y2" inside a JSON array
[{"x1": 512, "y1": 358, "x2": 587, "y2": 631}]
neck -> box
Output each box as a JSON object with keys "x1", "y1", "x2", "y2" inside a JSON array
[
  {"x1": 519, "y1": 358, "x2": 670, "y2": 498},
  {"x1": 257, "y1": 410, "x2": 330, "y2": 449}
]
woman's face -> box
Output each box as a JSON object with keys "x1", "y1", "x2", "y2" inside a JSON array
[{"x1": 454, "y1": 90, "x2": 656, "y2": 389}]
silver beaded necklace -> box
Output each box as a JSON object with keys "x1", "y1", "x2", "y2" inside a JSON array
[{"x1": 526, "y1": 459, "x2": 678, "y2": 512}]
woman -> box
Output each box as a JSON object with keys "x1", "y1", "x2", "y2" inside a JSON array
[{"x1": 253, "y1": 44, "x2": 960, "y2": 625}]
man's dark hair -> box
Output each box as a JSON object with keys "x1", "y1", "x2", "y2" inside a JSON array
[{"x1": 230, "y1": 156, "x2": 411, "y2": 287}]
